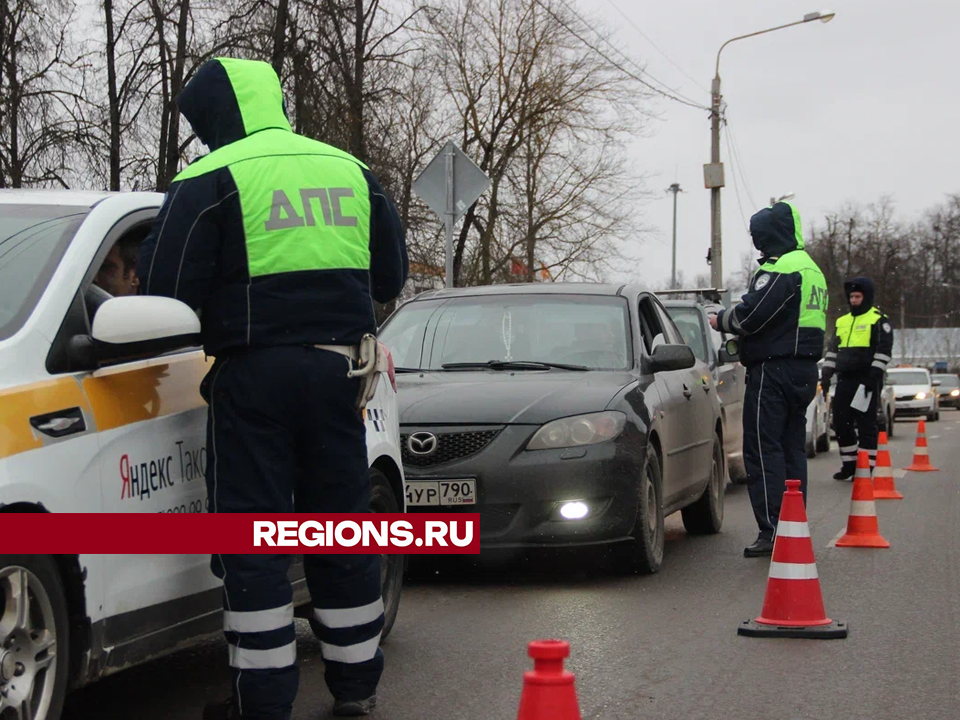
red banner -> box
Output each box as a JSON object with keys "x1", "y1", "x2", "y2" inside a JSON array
[{"x1": 1, "y1": 513, "x2": 480, "y2": 554}]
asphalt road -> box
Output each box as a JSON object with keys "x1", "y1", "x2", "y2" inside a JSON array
[{"x1": 63, "y1": 413, "x2": 960, "y2": 720}]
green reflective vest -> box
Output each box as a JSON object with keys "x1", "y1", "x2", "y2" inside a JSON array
[
  {"x1": 755, "y1": 249, "x2": 828, "y2": 332},
  {"x1": 836, "y1": 307, "x2": 882, "y2": 348}
]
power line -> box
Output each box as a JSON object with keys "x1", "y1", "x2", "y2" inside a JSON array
[
  {"x1": 723, "y1": 124, "x2": 750, "y2": 235},
  {"x1": 601, "y1": 0, "x2": 711, "y2": 96},
  {"x1": 724, "y1": 117, "x2": 757, "y2": 210},
  {"x1": 532, "y1": 0, "x2": 711, "y2": 112},
  {"x1": 554, "y1": 0, "x2": 709, "y2": 109}
]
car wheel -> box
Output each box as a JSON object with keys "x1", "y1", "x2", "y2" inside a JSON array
[
  {"x1": 887, "y1": 408, "x2": 895, "y2": 438},
  {"x1": 0, "y1": 556, "x2": 70, "y2": 720},
  {"x1": 816, "y1": 423, "x2": 830, "y2": 453},
  {"x1": 728, "y1": 457, "x2": 749, "y2": 485},
  {"x1": 308, "y1": 468, "x2": 404, "y2": 643},
  {"x1": 681, "y1": 434, "x2": 725, "y2": 535},
  {"x1": 927, "y1": 411, "x2": 936, "y2": 423},
  {"x1": 611, "y1": 442, "x2": 665, "y2": 575}
]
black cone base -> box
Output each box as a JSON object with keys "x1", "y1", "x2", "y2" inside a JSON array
[{"x1": 738, "y1": 618, "x2": 849, "y2": 639}]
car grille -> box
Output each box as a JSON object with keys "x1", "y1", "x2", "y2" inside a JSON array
[
  {"x1": 896, "y1": 395, "x2": 917, "y2": 402},
  {"x1": 400, "y1": 428, "x2": 503, "y2": 468}
]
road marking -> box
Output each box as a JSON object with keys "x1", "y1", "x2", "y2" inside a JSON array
[
  {"x1": 827, "y1": 527, "x2": 846, "y2": 548},
  {"x1": 894, "y1": 469, "x2": 906, "y2": 478},
  {"x1": 931, "y1": 435, "x2": 941, "y2": 439}
]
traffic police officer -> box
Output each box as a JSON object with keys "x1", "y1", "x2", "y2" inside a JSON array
[
  {"x1": 138, "y1": 58, "x2": 408, "y2": 719},
  {"x1": 820, "y1": 276, "x2": 894, "y2": 480},
  {"x1": 710, "y1": 201, "x2": 827, "y2": 558}
]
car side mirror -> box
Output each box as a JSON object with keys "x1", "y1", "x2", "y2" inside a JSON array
[
  {"x1": 717, "y1": 338, "x2": 740, "y2": 364},
  {"x1": 68, "y1": 296, "x2": 202, "y2": 367},
  {"x1": 648, "y1": 343, "x2": 697, "y2": 373},
  {"x1": 932, "y1": 380, "x2": 942, "y2": 387}
]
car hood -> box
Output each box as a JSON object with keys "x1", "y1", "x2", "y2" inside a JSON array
[{"x1": 395, "y1": 371, "x2": 637, "y2": 426}]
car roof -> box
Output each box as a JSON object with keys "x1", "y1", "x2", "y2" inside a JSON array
[
  {"x1": 410, "y1": 282, "x2": 645, "y2": 300},
  {"x1": 0, "y1": 188, "x2": 120, "y2": 207}
]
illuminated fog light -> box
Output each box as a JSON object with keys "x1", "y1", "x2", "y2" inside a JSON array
[{"x1": 560, "y1": 502, "x2": 589, "y2": 520}]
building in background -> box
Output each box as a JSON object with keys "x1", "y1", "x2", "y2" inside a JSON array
[{"x1": 890, "y1": 328, "x2": 960, "y2": 372}]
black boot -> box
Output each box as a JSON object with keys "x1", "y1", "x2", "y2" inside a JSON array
[
  {"x1": 833, "y1": 463, "x2": 855, "y2": 481},
  {"x1": 743, "y1": 536, "x2": 774, "y2": 557},
  {"x1": 333, "y1": 695, "x2": 377, "y2": 717},
  {"x1": 203, "y1": 698, "x2": 242, "y2": 720}
]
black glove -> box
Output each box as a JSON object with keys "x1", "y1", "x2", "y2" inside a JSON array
[
  {"x1": 820, "y1": 373, "x2": 832, "y2": 393},
  {"x1": 869, "y1": 366, "x2": 884, "y2": 385}
]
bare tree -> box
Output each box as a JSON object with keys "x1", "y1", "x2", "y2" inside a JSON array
[
  {"x1": 0, "y1": 0, "x2": 91, "y2": 188},
  {"x1": 423, "y1": 0, "x2": 650, "y2": 287}
]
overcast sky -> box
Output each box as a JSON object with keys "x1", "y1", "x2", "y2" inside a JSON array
[{"x1": 575, "y1": 0, "x2": 959, "y2": 289}]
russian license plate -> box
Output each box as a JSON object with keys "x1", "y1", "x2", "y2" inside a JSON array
[{"x1": 405, "y1": 479, "x2": 477, "y2": 506}]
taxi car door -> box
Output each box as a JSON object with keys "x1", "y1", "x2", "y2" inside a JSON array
[{"x1": 49, "y1": 211, "x2": 220, "y2": 643}]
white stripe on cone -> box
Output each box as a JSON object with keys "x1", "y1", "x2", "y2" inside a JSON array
[
  {"x1": 768, "y1": 561, "x2": 819, "y2": 580},
  {"x1": 775, "y1": 521, "x2": 810, "y2": 538},
  {"x1": 850, "y1": 501, "x2": 878, "y2": 517}
]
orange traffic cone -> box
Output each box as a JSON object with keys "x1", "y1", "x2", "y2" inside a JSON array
[
  {"x1": 836, "y1": 451, "x2": 890, "y2": 548},
  {"x1": 738, "y1": 479, "x2": 848, "y2": 639},
  {"x1": 873, "y1": 432, "x2": 904, "y2": 500},
  {"x1": 516, "y1": 640, "x2": 582, "y2": 720},
  {"x1": 905, "y1": 419, "x2": 939, "y2": 472}
]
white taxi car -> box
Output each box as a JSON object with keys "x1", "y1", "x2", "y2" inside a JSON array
[
  {"x1": 805, "y1": 363, "x2": 831, "y2": 458},
  {"x1": 886, "y1": 366, "x2": 940, "y2": 422},
  {"x1": 0, "y1": 190, "x2": 406, "y2": 720}
]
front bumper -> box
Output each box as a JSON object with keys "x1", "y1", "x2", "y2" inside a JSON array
[
  {"x1": 400, "y1": 424, "x2": 644, "y2": 548},
  {"x1": 938, "y1": 394, "x2": 960, "y2": 409},
  {"x1": 894, "y1": 398, "x2": 935, "y2": 416}
]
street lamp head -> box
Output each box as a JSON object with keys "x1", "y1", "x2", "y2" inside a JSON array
[{"x1": 804, "y1": 9, "x2": 836, "y2": 23}]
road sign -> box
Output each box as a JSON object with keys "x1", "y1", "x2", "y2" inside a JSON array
[{"x1": 412, "y1": 141, "x2": 491, "y2": 287}]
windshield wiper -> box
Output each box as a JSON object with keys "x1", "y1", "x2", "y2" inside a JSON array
[
  {"x1": 395, "y1": 367, "x2": 425, "y2": 373},
  {"x1": 441, "y1": 360, "x2": 589, "y2": 371}
]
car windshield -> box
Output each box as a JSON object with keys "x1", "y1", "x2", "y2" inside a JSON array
[
  {"x1": 886, "y1": 371, "x2": 929, "y2": 386},
  {"x1": 379, "y1": 294, "x2": 632, "y2": 371},
  {"x1": 663, "y1": 306, "x2": 708, "y2": 363},
  {"x1": 933, "y1": 375, "x2": 959, "y2": 388},
  {"x1": 0, "y1": 204, "x2": 89, "y2": 341}
]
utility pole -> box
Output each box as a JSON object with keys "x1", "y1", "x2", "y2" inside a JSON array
[
  {"x1": 705, "y1": 81, "x2": 724, "y2": 289},
  {"x1": 666, "y1": 183, "x2": 683, "y2": 288},
  {"x1": 707, "y1": 10, "x2": 836, "y2": 290}
]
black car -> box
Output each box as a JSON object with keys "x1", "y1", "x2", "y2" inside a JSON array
[{"x1": 377, "y1": 283, "x2": 726, "y2": 574}]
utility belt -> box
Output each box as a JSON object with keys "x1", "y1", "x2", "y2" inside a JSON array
[{"x1": 314, "y1": 333, "x2": 388, "y2": 411}]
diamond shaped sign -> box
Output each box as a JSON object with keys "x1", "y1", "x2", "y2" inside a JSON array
[{"x1": 412, "y1": 141, "x2": 490, "y2": 223}]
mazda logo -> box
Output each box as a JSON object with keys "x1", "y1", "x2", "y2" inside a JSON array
[{"x1": 407, "y1": 432, "x2": 438, "y2": 456}]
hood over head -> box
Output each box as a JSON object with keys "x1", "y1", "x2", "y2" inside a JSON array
[
  {"x1": 749, "y1": 201, "x2": 804, "y2": 263},
  {"x1": 177, "y1": 57, "x2": 291, "y2": 152},
  {"x1": 844, "y1": 275, "x2": 875, "y2": 316}
]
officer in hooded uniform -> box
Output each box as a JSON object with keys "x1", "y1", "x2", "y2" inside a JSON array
[
  {"x1": 820, "y1": 276, "x2": 894, "y2": 480},
  {"x1": 138, "y1": 58, "x2": 408, "y2": 719},
  {"x1": 710, "y1": 201, "x2": 827, "y2": 557}
]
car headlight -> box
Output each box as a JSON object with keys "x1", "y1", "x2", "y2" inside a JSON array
[
  {"x1": 915, "y1": 392, "x2": 927, "y2": 400},
  {"x1": 526, "y1": 411, "x2": 627, "y2": 450},
  {"x1": 951, "y1": 389, "x2": 959, "y2": 397}
]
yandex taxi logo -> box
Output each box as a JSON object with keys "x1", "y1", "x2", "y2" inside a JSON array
[{"x1": 120, "y1": 441, "x2": 207, "y2": 501}]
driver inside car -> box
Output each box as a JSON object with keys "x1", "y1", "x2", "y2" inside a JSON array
[{"x1": 93, "y1": 234, "x2": 142, "y2": 297}]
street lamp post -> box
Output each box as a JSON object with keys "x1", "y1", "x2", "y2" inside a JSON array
[{"x1": 706, "y1": 10, "x2": 835, "y2": 289}]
